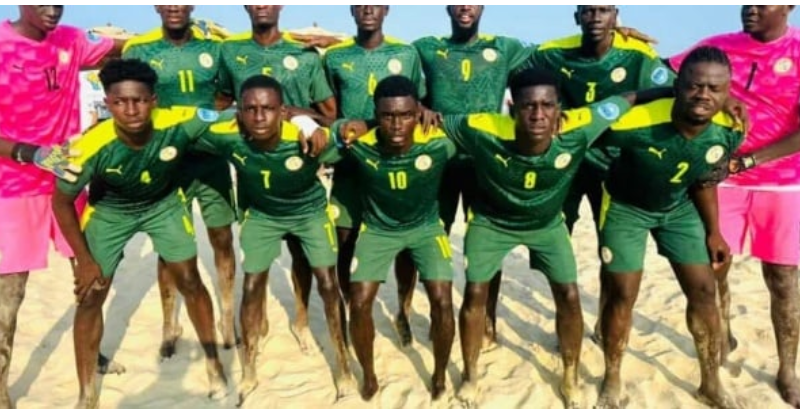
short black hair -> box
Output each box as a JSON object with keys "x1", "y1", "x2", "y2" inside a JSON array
[
  {"x1": 373, "y1": 75, "x2": 419, "y2": 106},
  {"x1": 679, "y1": 46, "x2": 731, "y2": 79},
  {"x1": 509, "y1": 68, "x2": 560, "y2": 102},
  {"x1": 99, "y1": 58, "x2": 157, "y2": 93},
  {"x1": 239, "y1": 74, "x2": 283, "y2": 104},
  {"x1": 576, "y1": 5, "x2": 617, "y2": 12}
]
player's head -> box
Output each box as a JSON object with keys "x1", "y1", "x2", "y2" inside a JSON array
[
  {"x1": 741, "y1": 6, "x2": 794, "y2": 39},
  {"x1": 100, "y1": 59, "x2": 158, "y2": 134},
  {"x1": 18, "y1": 6, "x2": 63, "y2": 33},
  {"x1": 675, "y1": 46, "x2": 732, "y2": 126},
  {"x1": 373, "y1": 76, "x2": 420, "y2": 152},
  {"x1": 245, "y1": 5, "x2": 282, "y2": 29},
  {"x1": 447, "y1": 6, "x2": 484, "y2": 31},
  {"x1": 237, "y1": 75, "x2": 284, "y2": 141},
  {"x1": 155, "y1": 5, "x2": 194, "y2": 32},
  {"x1": 351, "y1": 5, "x2": 389, "y2": 32},
  {"x1": 509, "y1": 69, "x2": 562, "y2": 141},
  {"x1": 575, "y1": 6, "x2": 617, "y2": 43}
]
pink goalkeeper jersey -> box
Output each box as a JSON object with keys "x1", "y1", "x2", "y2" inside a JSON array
[
  {"x1": 670, "y1": 27, "x2": 800, "y2": 188},
  {"x1": 0, "y1": 20, "x2": 114, "y2": 198}
]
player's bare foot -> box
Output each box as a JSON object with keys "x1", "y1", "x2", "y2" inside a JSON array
[
  {"x1": 395, "y1": 313, "x2": 412, "y2": 347},
  {"x1": 335, "y1": 372, "x2": 357, "y2": 400},
  {"x1": 457, "y1": 378, "x2": 480, "y2": 408},
  {"x1": 159, "y1": 324, "x2": 183, "y2": 360},
  {"x1": 0, "y1": 390, "x2": 12, "y2": 409},
  {"x1": 595, "y1": 377, "x2": 621, "y2": 409},
  {"x1": 206, "y1": 360, "x2": 228, "y2": 401},
  {"x1": 75, "y1": 391, "x2": 99, "y2": 409},
  {"x1": 360, "y1": 374, "x2": 379, "y2": 401},
  {"x1": 777, "y1": 375, "x2": 800, "y2": 408},
  {"x1": 560, "y1": 375, "x2": 581, "y2": 408},
  {"x1": 696, "y1": 385, "x2": 738, "y2": 408},
  {"x1": 431, "y1": 374, "x2": 447, "y2": 401},
  {"x1": 236, "y1": 377, "x2": 258, "y2": 408},
  {"x1": 290, "y1": 323, "x2": 316, "y2": 355},
  {"x1": 482, "y1": 317, "x2": 498, "y2": 352},
  {"x1": 97, "y1": 353, "x2": 126, "y2": 375}
]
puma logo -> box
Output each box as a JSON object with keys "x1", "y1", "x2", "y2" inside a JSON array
[
  {"x1": 232, "y1": 153, "x2": 247, "y2": 166},
  {"x1": 105, "y1": 165, "x2": 123, "y2": 175},
  {"x1": 560, "y1": 67, "x2": 574, "y2": 79},
  {"x1": 648, "y1": 147, "x2": 667, "y2": 159},
  {"x1": 235, "y1": 55, "x2": 248, "y2": 65},
  {"x1": 436, "y1": 49, "x2": 449, "y2": 59},
  {"x1": 342, "y1": 62, "x2": 355, "y2": 72},
  {"x1": 494, "y1": 154, "x2": 511, "y2": 168},
  {"x1": 365, "y1": 159, "x2": 380, "y2": 171},
  {"x1": 149, "y1": 59, "x2": 164, "y2": 71}
]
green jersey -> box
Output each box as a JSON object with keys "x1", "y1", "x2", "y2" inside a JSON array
[
  {"x1": 332, "y1": 125, "x2": 456, "y2": 231},
  {"x1": 194, "y1": 119, "x2": 336, "y2": 218},
  {"x1": 324, "y1": 36, "x2": 426, "y2": 119},
  {"x1": 123, "y1": 27, "x2": 222, "y2": 108},
  {"x1": 522, "y1": 34, "x2": 675, "y2": 170},
  {"x1": 603, "y1": 98, "x2": 744, "y2": 212},
  {"x1": 219, "y1": 32, "x2": 333, "y2": 106},
  {"x1": 414, "y1": 34, "x2": 527, "y2": 114},
  {"x1": 441, "y1": 96, "x2": 631, "y2": 230},
  {"x1": 58, "y1": 108, "x2": 225, "y2": 213}
]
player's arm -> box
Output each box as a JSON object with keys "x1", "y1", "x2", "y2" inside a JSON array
[
  {"x1": 690, "y1": 184, "x2": 730, "y2": 271},
  {"x1": 299, "y1": 53, "x2": 339, "y2": 127},
  {"x1": 730, "y1": 127, "x2": 800, "y2": 174},
  {"x1": 582, "y1": 88, "x2": 672, "y2": 146}
]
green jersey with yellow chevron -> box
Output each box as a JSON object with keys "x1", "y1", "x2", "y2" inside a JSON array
[
  {"x1": 441, "y1": 96, "x2": 631, "y2": 230},
  {"x1": 602, "y1": 98, "x2": 744, "y2": 212},
  {"x1": 333, "y1": 125, "x2": 455, "y2": 231},
  {"x1": 522, "y1": 34, "x2": 675, "y2": 170},
  {"x1": 414, "y1": 34, "x2": 527, "y2": 114},
  {"x1": 324, "y1": 36, "x2": 426, "y2": 119},
  {"x1": 219, "y1": 32, "x2": 333, "y2": 106},
  {"x1": 57, "y1": 108, "x2": 225, "y2": 212},
  {"x1": 123, "y1": 26, "x2": 222, "y2": 108},
  {"x1": 194, "y1": 119, "x2": 336, "y2": 218}
]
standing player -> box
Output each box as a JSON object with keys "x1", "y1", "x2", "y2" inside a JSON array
[
  {"x1": 337, "y1": 76, "x2": 455, "y2": 401},
  {"x1": 51, "y1": 59, "x2": 227, "y2": 408},
  {"x1": 521, "y1": 5, "x2": 675, "y2": 340},
  {"x1": 596, "y1": 47, "x2": 741, "y2": 409},
  {"x1": 194, "y1": 75, "x2": 353, "y2": 405},
  {"x1": 0, "y1": 5, "x2": 123, "y2": 408},
  {"x1": 123, "y1": 4, "x2": 238, "y2": 357},
  {"x1": 219, "y1": 5, "x2": 337, "y2": 350},
  {"x1": 669, "y1": 6, "x2": 800, "y2": 407},
  {"x1": 413, "y1": 5, "x2": 528, "y2": 347},
  {"x1": 324, "y1": 5, "x2": 427, "y2": 346}
]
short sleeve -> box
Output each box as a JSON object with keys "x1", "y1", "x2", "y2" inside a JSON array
[
  {"x1": 57, "y1": 153, "x2": 96, "y2": 196},
  {"x1": 75, "y1": 28, "x2": 115, "y2": 69},
  {"x1": 639, "y1": 56, "x2": 677, "y2": 89},
  {"x1": 569, "y1": 96, "x2": 632, "y2": 147},
  {"x1": 307, "y1": 53, "x2": 335, "y2": 103},
  {"x1": 441, "y1": 114, "x2": 475, "y2": 154},
  {"x1": 218, "y1": 45, "x2": 235, "y2": 97}
]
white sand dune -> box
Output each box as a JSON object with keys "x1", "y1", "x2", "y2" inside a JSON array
[{"x1": 7, "y1": 203, "x2": 795, "y2": 408}]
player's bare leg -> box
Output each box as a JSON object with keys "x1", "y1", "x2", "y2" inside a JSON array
[
  {"x1": 424, "y1": 280, "x2": 454, "y2": 400},
  {"x1": 74, "y1": 279, "x2": 111, "y2": 409},
  {"x1": 712, "y1": 260, "x2": 736, "y2": 363},
  {"x1": 167, "y1": 258, "x2": 227, "y2": 400},
  {"x1": 0, "y1": 273, "x2": 27, "y2": 409},
  {"x1": 286, "y1": 236, "x2": 314, "y2": 353},
  {"x1": 207, "y1": 225, "x2": 236, "y2": 349},
  {"x1": 238, "y1": 271, "x2": 268, "y2": 406},
  {"x1": 763, "y1": 263, "x2": 800, "y2": 408},
  {"x1": 550, "y1": 281, "x2": 583, "y2": 409},
  {"x1": 458, "y1": 282, "x2": 489, "y2": 407},
  {"x1": 156, "y1": 258, "x2": 182, "y2": 359},
  {"x1": 592, "y1": 269, "x2": 610, "y2": 345},
  {"x1": 349, "y1": 282, "x2": 381, "y2": 401},
  {"x1": 313, "y1": 265, "x2": 355, "y2": 399},
  {"x1": 395, "y1": 250, "x2": 417, "y2": 347},
  {"x1": 484, "y1": 271, "x2": 502, "y2": 349},
  {"x1": 336, "y1": 227, "x2": 357, "y2": 305}
]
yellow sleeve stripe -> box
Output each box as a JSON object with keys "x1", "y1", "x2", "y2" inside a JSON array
[
  {"x1": 359, "y1": 129, "x2": 379, "y2": 145},
  {"x1": 412, "y1": 125, "x2": 448, "y2": 144},
  {"x1": 384, "y1": 35, "x2": 408, "y2": 45},
  {"x1": 71, "y1": 120, "x2": 118, "y2": 166},
  {"x1": 210, "y1": 118, "x2": 239, "y2": 135},
  {"x1": 122, "y1": 27, "x2": 163, "y2": 54},
  {"x1": 611, "y1": 99, "x2": 674, "y2": 131},
  {"x1": 152, "y1": 107, "x2": 197, "y2": 130},
  {"x1": 467, "y1": 113, "x2": 516, "y2": 141},
  {"x1": 281, "y1": 121, "x2": 301, "y2": 141},
  {"x1": 560, "y1": 107, "x2": 593, "y2": 134},
  {"x1": 538, "y1": 32, "x2": 658, "y2": 59},
  {"x1": 325, "y1": 37, "x2": 356, "y2": 53},
  {"x1": 538, "y1": 34, "x2": 582, "y2": 51},
  {"x1": 226, "y1": 31, "x2": 253, "y2": 42}
]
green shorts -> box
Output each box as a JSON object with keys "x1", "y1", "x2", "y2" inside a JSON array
[
  {"x1": 330, "y1": 160, "x2": 362, "y2": 229},
  {"x1": 82, "y1": 191, "x2": 198, "y2": 278},
  {"x1": 438, "y1": 156, "x2": 478, "y2": 231},
  {"x1": 240, "y1": 209, "x2": 338, "y2": 274},
  {"x1": 182, "y1": 154, "x2": 236, "y2": 229},
  {"x1": 465, "y1": 215, "x2": 577, "y2": 285},
  {"x1": 598, "y1": 196, "x2": 710, "y2": 273},
  {"x1": 350, "y1": 222, "x2": 453, "y2": 283}
]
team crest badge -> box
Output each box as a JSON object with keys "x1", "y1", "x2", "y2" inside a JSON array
[
  {"x1": 774, "y1": 57, "x2": 793, "y2": 74},
  {"x1": 482, "y1": 48, "x2": 498, "y2": 63},
  {"x1": 197, "y1": 108, "x2": 220, "y2": 122},
  {"x1": 611, "y1": 67, "x2": 627, "y2": 83},
  {"x1": 651, "y1": 67, "x2": 669, "y2": 85},
  {"x1": 597, "y1": 102, "x2": 621, "y2": 121},
  {"x1": 601, "y1": 247, "x2": 614, "y2": 264},
  {"x1": 285, "y1": 156, "x2": 304, "y2": 171},
  {"x1": 58, "y1": 50, "x2": 71, "y2": 65},
  {"x1": 415, "y1": 154, "x2": 433, "y2": 171},
  {"x1": 705, "y1": 145, "x2": 725, "y2": 164},
  {"x1": 554, "y1": 153, "x2": 572, "y2": 169},
  {"x1": 388, "y1": 58, "x2": 403, "y2": 74},
  {"x1": 160, "y1": 146, "x2": 178, "y2": 162},
  {"x1": 198, "y1": 53, "x2": 214, "y2": 69},
  {"x1": 283, "y1": 56, "x2": 299, "y2": 71}
]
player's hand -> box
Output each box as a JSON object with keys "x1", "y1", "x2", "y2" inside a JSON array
[
  {"x1": 419, "y1": 107, "x2": 443, "y2": 134},
  {"x1": 291, "y1": 34, "x2": 343, "y2": 50},
  {"x1": 723, "y1": 97, "x2": 749, "y2": 133},
  {"x1": 300, "y1": 128, "x2": 329, "y2": 157},
  {"x1": 616, "y1": 27, "x2": 658, "y2": 45},
  {"x1": 34, "y1": 145, "x2": 83, "y2": 183},
  {"x1": 706, "y1": 232, "x2": 731, "y2": 271},
  {"x1": 728, "y1": 154, "x2": 757, "y2": 175},
  {"x1": 339, "y1": 121, "x2": 369, "y2": 146},
  {"x1": 74, "y1": 258, "x2": 107, "y2": 305}
]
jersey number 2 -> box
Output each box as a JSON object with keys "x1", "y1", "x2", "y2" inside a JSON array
[{"x1": 669, "y1": 162, "x2": 690, "y2": 184}]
